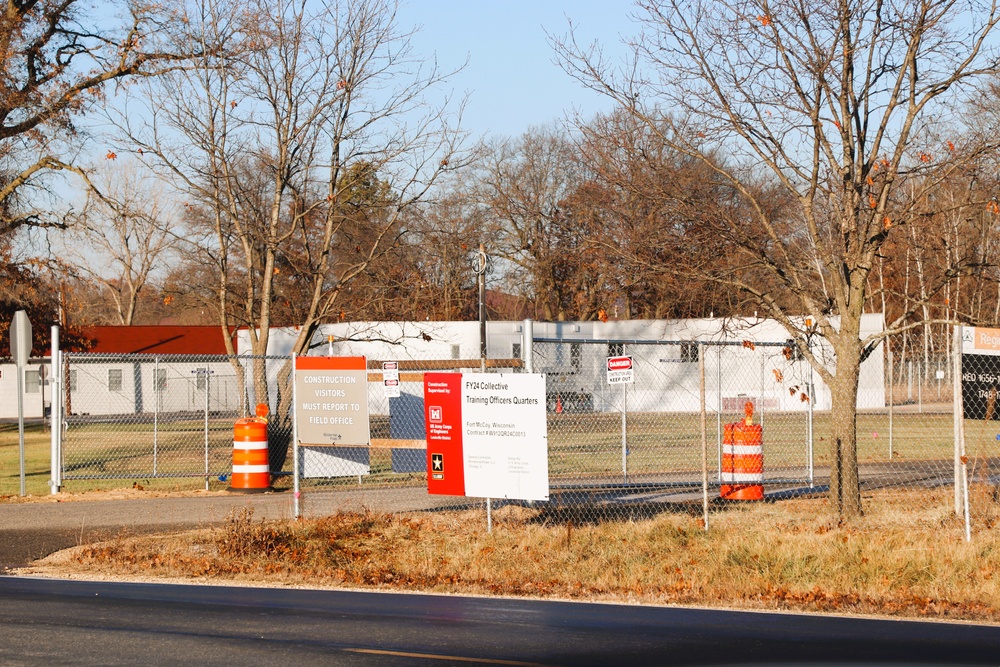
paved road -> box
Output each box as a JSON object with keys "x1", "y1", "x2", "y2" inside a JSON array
[{"x1": 3, "y1": 576, "x2": 1000, "y2": 666}]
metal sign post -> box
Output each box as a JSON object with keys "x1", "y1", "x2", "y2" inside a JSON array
[
  {"x1": 292, "y1": 354, "x2": 300, "y2": 519},
  {"x1": 50, "y1": 325, "x2": 61, "y2": 494},
  {"x1": 607, "y1": 355, "x2": 634, "y2": 483},
  {"x1": 473, "y1": 243, "x2": 491, "y2": 532},
  {"x1": 10, "y1": 310, "x2": 31, "y2": 496},
  {"x1": 193, "y1": 368, "x2": 215, "y2": 490}
]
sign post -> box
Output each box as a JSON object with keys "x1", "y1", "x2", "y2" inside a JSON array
[
  {"x1": 192, "y1": 369, "x2": 214, "y2": 490},
  {"x1": 10, "y1": 310, "x2": 31, "y2": 496},
  {"x1": 50, "y1": 325, "x2": 61, "y2": 494},
  {"x1": 955, "y1": 325, "x2": 1000, "y2": 539}
]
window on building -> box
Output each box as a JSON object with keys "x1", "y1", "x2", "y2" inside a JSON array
[
  {"x1": 155, "y1": 369, "x2": 167, "y2": 391},
  {"x1": 24, "y1": 369, "x2": 40, "y2": 393},
  {"x1": 681, "y1": 341, "x2": 699, "y2": 363},
  {"x1": 108, "y1": 368, "x2": 123, "y2": 392}
]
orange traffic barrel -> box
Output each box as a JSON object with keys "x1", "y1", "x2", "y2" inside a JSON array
[
  {"x1": 720, "y1": 402, "x2": 764, "y2": 501},
  {"x1": 230, "y1": 416, "x2": 271, "y2": 492}
]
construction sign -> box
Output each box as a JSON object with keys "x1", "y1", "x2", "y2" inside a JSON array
[
  {"x1": 424, "y1": 372, "x2": 548, "y2": 501},
  {"x1": 295, "y1": 356, "x2": 370, "y2": 445},
  {"x1": 961, "y1": 326, "x2": 1000, "y2": 420}
]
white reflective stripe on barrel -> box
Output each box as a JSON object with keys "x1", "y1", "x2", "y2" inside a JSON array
[
  {"x1": 233, "y1": 440, "x2": 268, "y2": 449},
  {"x1": 722, "y1": 444, "x2": 762, "y2": 455},
  {"x1": 232, "y1": 464, "x2": 270, "y2": 474},
  {"x1": 721, "y1": 471, "x2": 764, "y2": 482}
]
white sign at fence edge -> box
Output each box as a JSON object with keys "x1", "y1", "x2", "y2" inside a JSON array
[
  {"x1": 606, "y1": 355, "x2": 634, "y2": 385},
  {"x1": 9, "y1": 310, "x2": 31, "y2": 367}
]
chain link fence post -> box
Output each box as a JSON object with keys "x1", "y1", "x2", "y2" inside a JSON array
[
  {"x1": 49, "y1": 325, "x2": 61, "y2": 495},
  {"x1": 700, "y1": 340, "x2": 709, "y2": 531}
]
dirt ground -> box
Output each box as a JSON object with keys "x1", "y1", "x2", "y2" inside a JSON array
[{"x1": 0, "y1": 488, "x2": 293, "y2": 570}]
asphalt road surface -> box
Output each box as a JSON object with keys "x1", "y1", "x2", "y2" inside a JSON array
[{"x1": 2, "y1": 577, "x2": 1000, "y2": 666}]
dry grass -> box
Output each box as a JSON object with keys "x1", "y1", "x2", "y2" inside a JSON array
[{"x1": 19, "y1": 488, "x2": 1000, "y2": 624}]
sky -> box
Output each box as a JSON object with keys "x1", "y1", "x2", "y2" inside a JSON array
[
  {"x1": 38, "y1": 1, "x2": 642, "y2": 268},
  {"x1": 395, "y1": 1, "x2": 640, "y2": 139}
]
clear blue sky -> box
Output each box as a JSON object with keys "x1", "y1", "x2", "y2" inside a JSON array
[{"x1": 397, "y1": 1, "x2": 639, "y2": 139}]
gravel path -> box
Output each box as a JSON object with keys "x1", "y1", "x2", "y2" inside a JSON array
[
  {"x1": 0, "y1": 485, "x2": 469, "y2": 570},
  {"x1": 0, "y1": 492, "x2": 294, "y2": 570}
]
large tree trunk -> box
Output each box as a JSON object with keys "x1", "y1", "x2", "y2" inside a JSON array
[
  {"x1": 269, "y1": 358, "x2": 294, "y2": 473},
  {"x1": 268, "y1": 322, "x2": 324, "y2": 472},
  {"x1": 828, "y1": 329, "x2": 863, "y2": 519}
]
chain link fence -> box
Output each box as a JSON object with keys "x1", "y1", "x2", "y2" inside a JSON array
[
  {"x1": 61, "y1": 353, "x2": 292, "y2": 485},
  {"x1": 51, "y1": 328, "x2": 996, "y2": 536},
  {"x1": 532, "y1": 339, "x2": 814, "y2": 505},
  {"x1": 534, "y1": 339, "x2": 972, "y2": 520}
]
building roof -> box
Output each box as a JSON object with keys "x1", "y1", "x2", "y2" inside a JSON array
[{"x1": 79, "y1": 326, "x2": 232, "y2": 355}]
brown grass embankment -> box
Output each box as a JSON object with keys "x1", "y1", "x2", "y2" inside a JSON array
[{"x1": 21, "y1": 488, "x2": 1000, "y2": 623}]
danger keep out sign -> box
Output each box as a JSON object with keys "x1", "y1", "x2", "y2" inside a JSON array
[{"x1": 607, "y1": 355, "x2": 634, "y2": 384}]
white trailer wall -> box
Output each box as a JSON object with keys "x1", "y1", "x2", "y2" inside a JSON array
[{"x1": 238, "y1": 314, "x2": 886, "y2": 416}]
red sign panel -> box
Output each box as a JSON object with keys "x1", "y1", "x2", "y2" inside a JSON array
[
  {"x1": 607, "y1": 356, "x2": 633, "y2": 371},
  {"x1": 424, "y1": 373, "x2": 465, "y2": 496}
]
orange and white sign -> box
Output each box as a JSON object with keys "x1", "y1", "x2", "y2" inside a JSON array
[
  {"x1": 294, "y1": 356, "x2": 370, "y2": 446},
  {"x1": 963, "y1": 327, "x2": 1000, "y2": 356}
]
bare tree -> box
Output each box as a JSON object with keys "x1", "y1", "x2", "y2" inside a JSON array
[
  {"x1": 570, "y1": 110, "x2": 781, "y2": 320},
  {"x1": 556, "y1": 0, "x2": 1000, "y2": 518},
  {"x1": 401, "y1": 173, "x2": 486, "y2": 321},
  {"x1": 872, "y1": 158, "x2": 999, "y2": 377},
  {"x1": 0, "y1": 0, "x2": 203, "y2": 234},
  {"x1": 108, "y1": 0, "x2": 464, "y2": 466},
  {"x1": 60, "y1": 161, "x2": 180, "y2": 325},
  {"x1": 477, "y1": 125, "x2": 589, "y2": 321}
]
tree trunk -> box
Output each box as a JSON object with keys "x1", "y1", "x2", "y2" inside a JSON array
[
  {"x1": 828, "y1": 335, "x2": 863, "y2": 519},
  {"x1": 269, "y1": 358, "x2": 294, "y2": 473}
]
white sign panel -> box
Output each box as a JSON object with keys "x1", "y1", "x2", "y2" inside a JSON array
[
  {"x1": 606, "y1": 355, "x2": 634, "y2": 384},
  {"x1": 10, "y1": 310, "x2": 31, "y2": 367},
  {"x1": 460, "y1": 373, "x2": 549, "y2": 501}
]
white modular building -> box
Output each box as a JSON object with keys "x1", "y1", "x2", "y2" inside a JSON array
[{"x1": 240, "y1": 314, "x2": 886, "y2": 416}]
